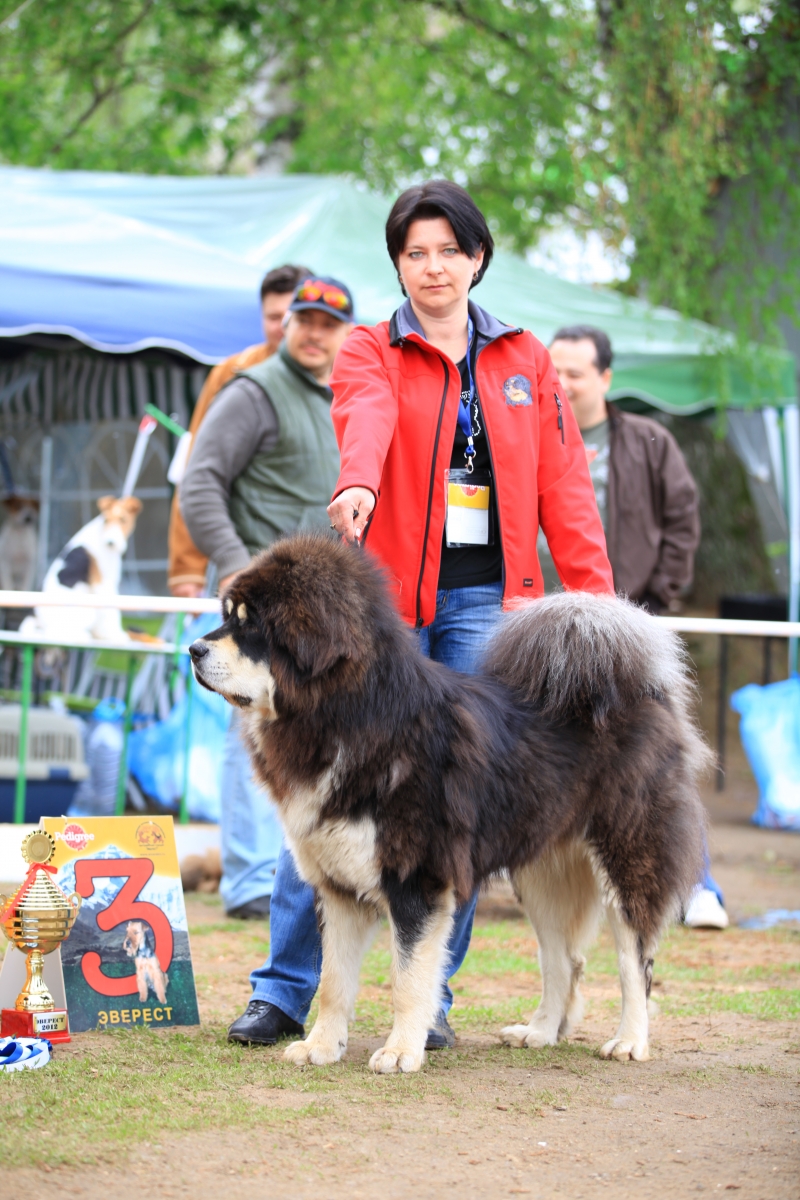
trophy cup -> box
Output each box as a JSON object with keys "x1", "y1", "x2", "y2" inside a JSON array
[{"x1": 0, "y1": 830, "x2": 81, "y2": 1042}]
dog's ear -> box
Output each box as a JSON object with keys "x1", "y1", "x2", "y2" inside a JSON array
[
  {"x1": 4, "y1": 495, "x2": 22, "y2": 513},
  {"x1": 97, "y1": 495, "x2": 116, "y2": 514},
  {"x1": 120, "y1": 497, "x2": 143, "y2": 517},
  {"x1": 272, "y1": 607, "x2": 363, "y2": 680}
]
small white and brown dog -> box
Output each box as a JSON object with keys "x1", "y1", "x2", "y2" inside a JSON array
[
  {"x1": 123, "y1": 920, "x2": 169, "y2": 1004},
  {"x1": 21, "y1": 495, "x2": 142, "y2": 642},
  {"x1": 0, "y1": 495, "x2": 40, "y2": 592}
]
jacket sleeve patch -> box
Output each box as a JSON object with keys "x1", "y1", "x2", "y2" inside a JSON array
[{"x1": 502, "y1": 375, "x2": 533, "y2": 407}]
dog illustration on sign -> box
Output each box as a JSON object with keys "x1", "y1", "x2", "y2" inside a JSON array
[{"x1": 123, "y1": 920, "x2": 169, "y2": 1003}]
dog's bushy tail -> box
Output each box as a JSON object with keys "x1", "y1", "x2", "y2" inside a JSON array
[{"x1": 485, "y1": 592, "x2": 706, "y2": 743}]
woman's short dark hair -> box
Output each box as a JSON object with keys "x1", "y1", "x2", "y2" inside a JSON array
[
  {"x1": 385, "y1": 180, "x2": 494, "y2": 293},
  {"x1": 551, "y1": 325, "x2": 614, "y2": 374}
]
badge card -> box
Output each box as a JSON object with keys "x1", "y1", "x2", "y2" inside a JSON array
[{"x1": 42, "y1": 817, "x2": 200, "y2": 1033}]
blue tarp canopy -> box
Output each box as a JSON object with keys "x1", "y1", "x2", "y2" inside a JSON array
[{"x1": 1, "y1": 165, "x2": 796, "y2": 410}]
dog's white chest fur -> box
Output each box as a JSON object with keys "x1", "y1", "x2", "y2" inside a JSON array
[{"x1": 281, "y1": 772, "x2": 381, "y2": 902}]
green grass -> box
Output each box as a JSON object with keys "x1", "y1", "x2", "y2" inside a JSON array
[
  {"x1": 0, "y1": 1028, "x2": 330, "y2": 1167},
  {"x1": 0, "y1": 1024, "x2": 480, "y2": 1168},
  {"x1": 5, "y1": 912, "x2": 795, "y2": 1168},
  {"x1": 658, "y1": 988, "x2": 800, "y2": 1021}
]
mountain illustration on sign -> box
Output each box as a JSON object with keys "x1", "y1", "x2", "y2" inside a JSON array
[{"x1": 56, "y1": 847, "x2": 188, "y2": 930}]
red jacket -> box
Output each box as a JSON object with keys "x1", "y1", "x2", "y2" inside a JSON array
[{"x1": 330, "y1": 300, "x2": 613, "y2": 627}]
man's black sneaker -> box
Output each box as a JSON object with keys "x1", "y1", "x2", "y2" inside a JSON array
[
  {"x1": 226, "y1": 895, "x2": 271, "y2": 920},
  {"x1": 227, "y1": 1000, "x2": 304, "y2": 1045},
  {"x1": 425, "y1": 1012, "x2": 456, "y2": 1050}
]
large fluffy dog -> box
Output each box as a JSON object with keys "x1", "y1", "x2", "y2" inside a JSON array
[{"x1": 189, "y1": 535, "x2": 709, "y2": 1075}]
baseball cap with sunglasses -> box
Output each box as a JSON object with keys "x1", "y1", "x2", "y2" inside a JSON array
[{"x1": 289, "y1": 276, "x2": 355, "y2": 323}]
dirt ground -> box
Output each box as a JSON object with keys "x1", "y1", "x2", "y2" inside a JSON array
[
  {"x1": 4, "y1": 780, "x2": 799, "y2": 1199},
  {"x1": 3, "y1": 637, "x2": 800, "y2": 1199}
]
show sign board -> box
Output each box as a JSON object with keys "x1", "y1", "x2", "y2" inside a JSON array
[{"x1": 41, "y1": 817, "x2": 199, "y2": 1032}]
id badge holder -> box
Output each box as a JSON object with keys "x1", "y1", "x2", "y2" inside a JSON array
[{"x1": 445, "y1": 468, "x2": 494, "y2": 547}]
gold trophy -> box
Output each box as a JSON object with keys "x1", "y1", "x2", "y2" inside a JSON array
[{"x1": 0, "y1": 830, "x2": 81, "y2": 1042}]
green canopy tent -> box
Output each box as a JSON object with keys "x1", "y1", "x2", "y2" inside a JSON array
[{"x1": 1, "y1": 168, "x2": 797, "y2": 657}]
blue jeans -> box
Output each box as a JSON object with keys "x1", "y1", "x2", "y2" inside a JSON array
[
  {"x1": 219, "y1": 713, "x2": 284, "y2": 912},
  {"x1": 249, "y1": 581, "x2": 504, "y2": 1023}
]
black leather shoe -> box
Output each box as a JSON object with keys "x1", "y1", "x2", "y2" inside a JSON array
[
  {"x1": 226, "y1": 895, "x2": 271, "y2": 920},
  {"x1": 227, "y1": 1000, "x2": 304, "y2": 1045},
  {"x1": 425, "y1": 1012, "x2": 456, "y2": 1050}
]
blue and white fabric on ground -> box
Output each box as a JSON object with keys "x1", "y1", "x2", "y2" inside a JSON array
[
  {"x1": 0, "y1": 1036, "x2": 52, "y2": 1071},
  {"x1": 731, "y1": 676, "x2": 800, "y2": 830}
]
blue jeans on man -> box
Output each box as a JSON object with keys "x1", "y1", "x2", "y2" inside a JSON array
[
  {"x1": 247, "y1": 581, "x2": 504, "y2": 1024},
  {"x1": 219, "y1": 713, "x2": 284, "y2": 913}
]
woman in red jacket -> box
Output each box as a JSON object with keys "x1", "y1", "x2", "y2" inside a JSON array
[{"x1": 327, "y1": 180, "x2": 614, "y2": 1048}]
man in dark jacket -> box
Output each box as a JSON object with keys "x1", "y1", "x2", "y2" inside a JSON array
[
  {"x1": 549, "y1": 325, "x2": 728, "y2": 930},
  {"x1": 549, "y1": 325, "x2": 699, "y2": 613}
]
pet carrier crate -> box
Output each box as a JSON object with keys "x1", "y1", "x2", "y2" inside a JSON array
[{"x1": 0, "y1": 704, "x2": 89, "y2": 822}]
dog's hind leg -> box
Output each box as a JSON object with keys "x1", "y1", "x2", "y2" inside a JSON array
[
  {"x1": 369, "y1": 882, "x2": 456, "y2": 1075},
  {"x1": 284, "y1": 889, "x2": 379, "y2": 1067},
  {"x1": 153, "y1": 965, "x2": 168, "y2": 1005},
  {"x1": 135, "y1": 961, "x2": 148, "y2": 1003},
  {"x1": 599, "y1": 903, "x2": 652, "y2": 1062},
  {"x1": 503, "y1": 843, "x2": 601, "y2": 1050}
]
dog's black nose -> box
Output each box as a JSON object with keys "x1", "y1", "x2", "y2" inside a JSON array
[{"x1": 188, "y1": 640, "x2": 209, "y2": 662}]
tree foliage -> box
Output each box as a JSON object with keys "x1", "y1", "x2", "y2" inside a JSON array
[{"x1": 1, "y1": 0, "x2": 798, "y2": 341}]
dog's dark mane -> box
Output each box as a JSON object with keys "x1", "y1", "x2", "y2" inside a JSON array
[{"x1": 223, "y1": 535, "x2": 706, "y2": 937}]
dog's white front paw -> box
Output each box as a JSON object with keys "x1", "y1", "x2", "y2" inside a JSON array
[
  {"x1": 283, "y1": 1036, "x2": 345, "y2": 1066},
  {"x1": 369, "y1": 1045, "x2": 425, "y2": 1074},
  {"x1": 501, "y1": 1022, "x2": 558, "y2": 1049},
  {"x1": 599, "y1": 1036, "x2": 650, "y2": 1062}
]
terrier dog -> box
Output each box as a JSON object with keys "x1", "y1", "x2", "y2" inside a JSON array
[
  {"x1": 21, "y1": 496, "x2": 142, "y2": 642},
  {"x1": 123, "y1": 920, "x2": 169, "y2": 1003},
  {"x1": 0, "y1": 496, "x2": 39, "y2": 592}
]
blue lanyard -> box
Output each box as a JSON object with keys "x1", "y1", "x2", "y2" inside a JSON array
[{"x1": 457, "y1": 316, "x2": 477, "y2": 470}]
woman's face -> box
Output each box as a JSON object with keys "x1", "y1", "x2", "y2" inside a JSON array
[{"x1": 398, "y1": 217, "x2": 484, "y2": 316}]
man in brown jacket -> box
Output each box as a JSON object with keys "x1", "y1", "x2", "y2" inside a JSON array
[
  {"x1": 549, "y1": 324, "x2": 699, "y2": 613},
  {"x1": 168, "y1": 263, "x2": 311, "y2": 597},
  {"x1": 549, "y1": 324, "x2": 728, "y2": 930}
]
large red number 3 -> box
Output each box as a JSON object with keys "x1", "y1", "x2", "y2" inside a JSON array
[{"x1": 73, "y1": 859, "x2": 174, "y2": 998}]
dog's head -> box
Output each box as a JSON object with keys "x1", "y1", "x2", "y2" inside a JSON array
[
  {"x1": 189, "y1": 534, "x2": 390, "y2": 716},
  {"x1": 124, "y1": 920, "x2": 145, "y2": 953},
  {"x1": 3, "y1": 495, "x2": 39, "y2": 527},
  {"x1": 97, "y1": 495, "x2": 142, "y2": 553}
]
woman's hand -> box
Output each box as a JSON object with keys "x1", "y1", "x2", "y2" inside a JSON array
[{"x1": 327, "y1": 487, "x2": 375, "y2": 542}]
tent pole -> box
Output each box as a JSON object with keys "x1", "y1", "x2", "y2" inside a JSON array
[{"x1": 784, "y1": 405, "x2": 800, "y2": 675}]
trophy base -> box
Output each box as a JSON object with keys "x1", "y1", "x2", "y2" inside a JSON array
[{"x1": 1, "y1": 1007, "x2": 71, "y2": 1043}]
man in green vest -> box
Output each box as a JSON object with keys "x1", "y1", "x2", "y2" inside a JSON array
[{"x1": 181, "y1": 276, "x2": 355, "y2": 919}]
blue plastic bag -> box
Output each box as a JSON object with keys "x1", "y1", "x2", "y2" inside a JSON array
[
  {"x1": 730, "y1": 675, "x2": 800, "y2": 830},
  {"x1": 127, "y1": 613, "x2": 231, "y2": 822}
]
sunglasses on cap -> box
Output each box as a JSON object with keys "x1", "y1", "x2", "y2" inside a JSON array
[{"x1": 295, "y1": 279, "x2": 351, "y2": 311}]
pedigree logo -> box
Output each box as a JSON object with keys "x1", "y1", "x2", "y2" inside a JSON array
[{"x1": 56, "y1": 823, "x2": 95, "y2": 852}]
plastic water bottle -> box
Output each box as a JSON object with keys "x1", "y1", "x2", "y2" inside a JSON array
[{"x1": 69, "y1": 698, "x2": 125, "y2": 816}]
